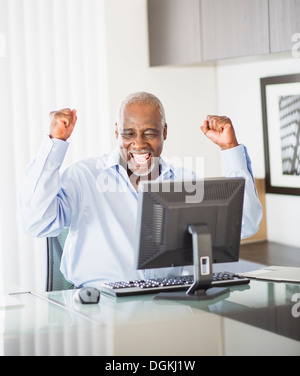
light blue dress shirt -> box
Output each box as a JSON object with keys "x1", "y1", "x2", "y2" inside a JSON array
[{"x1": 19, "y1": 136, "x2": 262, "y2": 288}]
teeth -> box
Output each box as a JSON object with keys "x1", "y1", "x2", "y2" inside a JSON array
[{"x1": 132, "y1": 153, "x2": 149, "y2": 164}]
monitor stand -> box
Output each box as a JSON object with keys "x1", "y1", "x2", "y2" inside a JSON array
[{"x1": 154, "y1": 225, "x2": 230, "y2": 301}]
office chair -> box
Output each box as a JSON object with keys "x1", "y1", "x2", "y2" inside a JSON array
[{"x1": 46, "y1": 228, "x2": 74, "y2": 291}]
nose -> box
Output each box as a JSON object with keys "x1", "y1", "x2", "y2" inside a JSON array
[{"x1": 132, "y1": 133, "x2": 148, "y2": 150}]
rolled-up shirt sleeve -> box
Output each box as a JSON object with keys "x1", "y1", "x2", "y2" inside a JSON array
[
  {"x1": 18, "y1": 135, "x2": 73, "y2": 238},
  {"x1": 221, "y1": 144, "x2": 263, "y2": 239}
]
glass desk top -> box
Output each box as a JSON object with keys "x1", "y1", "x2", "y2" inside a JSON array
[{"x1": 33, "y1": 278, "x2": 300, "y2": 342}]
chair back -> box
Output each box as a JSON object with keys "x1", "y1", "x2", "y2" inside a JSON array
[{"x1": 46, "y1": 228, "x2": 74, "y2": 291}]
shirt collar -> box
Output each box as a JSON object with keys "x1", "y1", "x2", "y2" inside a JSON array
[
  {"x1": 104, "y1": 147, "x2": 121, "y2": 169},
  {"x1": 158, "y1": 155, "x2": 175, "y2": 179}
]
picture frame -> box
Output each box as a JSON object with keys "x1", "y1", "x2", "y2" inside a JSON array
[{"x1": 261, "y1": 73, "x2": 300, "y2": 195}]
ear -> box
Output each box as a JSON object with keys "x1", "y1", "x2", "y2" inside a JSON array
[
  {"x1": 115, "y1": 123, "x2": 119, "y2": 139},
  {"x1": 163, "y1": 123, "x2": 167, "y2": 140}
]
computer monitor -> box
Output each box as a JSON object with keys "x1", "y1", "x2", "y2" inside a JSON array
[{"x1": 135, "y1": 177, "x2": 245, "y2": 300}]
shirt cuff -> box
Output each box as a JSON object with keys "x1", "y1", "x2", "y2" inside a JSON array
[
  {"x1": 34, "y1": 135, "x2": 69, "y2": 173},
  {"x1": 220, "y1": 144, "x2": 248, "y2": 173},
  {"x1": 49, "y1": 136, "x2": 69, "y2": 157}
]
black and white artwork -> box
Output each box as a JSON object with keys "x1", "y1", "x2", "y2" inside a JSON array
[
  {"x1": 261, "y1": 74, "x2": 300, "y2": 195},
  {"x1": 279, "y1": 95, "x2": 300, "y2": 176}
]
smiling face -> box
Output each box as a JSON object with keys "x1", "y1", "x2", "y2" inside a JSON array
[{"x1": 115, "y1": 101, "x2": 167, "y2": 178}]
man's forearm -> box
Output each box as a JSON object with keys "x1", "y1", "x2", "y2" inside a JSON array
[
  {"x1": 18, "y1": 136, "x2": 70, "y2": 237},
  {"x1": 221, "y1": 145, "x2": 263, "y2": 239}
]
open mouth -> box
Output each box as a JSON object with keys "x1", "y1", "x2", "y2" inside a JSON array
[
  {"x1": 126, "y1": 150, "x2": 157, "y2": 177},
  {"x1": 129, "y1": 152, "x2": 151, "y2": 166}
]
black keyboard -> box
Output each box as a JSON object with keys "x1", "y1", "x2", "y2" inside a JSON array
[{"x1": 100, "y1": 272, "x2": 250, "y2": 297}]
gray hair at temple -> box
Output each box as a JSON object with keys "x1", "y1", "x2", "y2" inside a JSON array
[{"x1": 115, "y1": 92, "x2": 166, "y2": 127}]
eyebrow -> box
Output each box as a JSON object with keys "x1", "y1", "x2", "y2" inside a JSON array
[{"x1": 122, "y1": 127, "x2": 160, "y2": 132}]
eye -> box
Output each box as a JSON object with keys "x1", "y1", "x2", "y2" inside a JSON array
[
  {"x1": 144, "y1": 131, "x2": 159, "y2": 138},
  {"x1": 121, "y1": 132, "x2": 135, "y2": 139}
]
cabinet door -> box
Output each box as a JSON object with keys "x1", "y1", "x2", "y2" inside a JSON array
[
  {"x1": 201, "y1": 0, "x2": 269, "y2": 61},
  {"x1": 148, "y1": 0, "x2": 201, "y2": 66},
  {"x1": 269, "y1": 0, "x2": 300, "y2": 53}
]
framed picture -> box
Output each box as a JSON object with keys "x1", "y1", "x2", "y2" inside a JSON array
[{"x1": 261, "y1": 73, "x2": 300, "y2": 195}]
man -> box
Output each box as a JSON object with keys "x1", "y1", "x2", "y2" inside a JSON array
[{"x1": 19, "y1": 92, "x2": 262, "y2": 288}]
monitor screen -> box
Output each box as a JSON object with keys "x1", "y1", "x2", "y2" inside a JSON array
[{"x1": 135, "y1": 177, "x2": 245, "y2": 299}]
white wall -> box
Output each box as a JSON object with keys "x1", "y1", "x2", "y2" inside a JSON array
[
  {"x1": 104, "y1": 0, "x2": 220, "y2": 178},
  {"x1": 216, "y1": 54, "x2": 300, "y2": 247}
]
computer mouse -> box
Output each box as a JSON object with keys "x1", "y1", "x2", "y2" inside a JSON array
[{"x1": 73, "y1": 287, "x2": 101, "y2": 304}]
